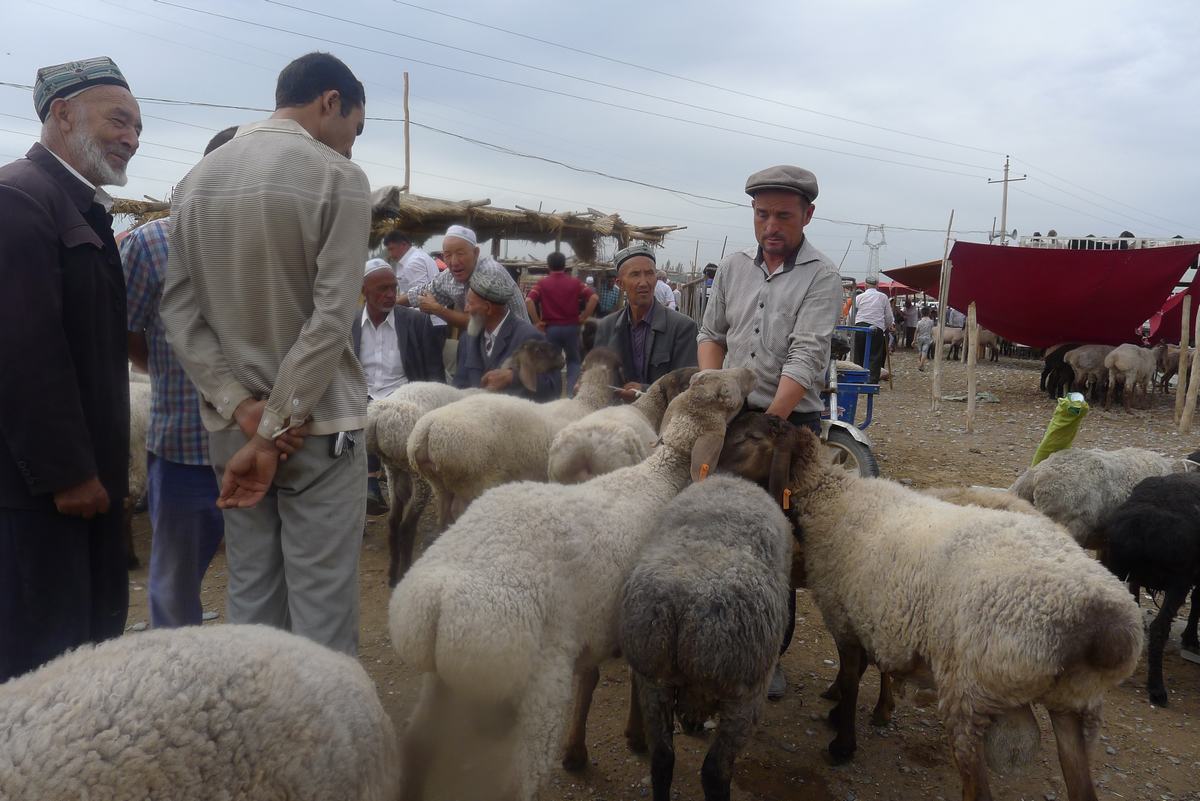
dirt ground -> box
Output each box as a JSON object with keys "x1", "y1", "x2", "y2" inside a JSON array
[{"x1": 125, "y1": 347, "x2": 1200, "y2": 801}]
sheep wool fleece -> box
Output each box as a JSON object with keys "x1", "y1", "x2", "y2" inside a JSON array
[{"x1": 0, "y1": 624, "x2": 400, "y2": 801}]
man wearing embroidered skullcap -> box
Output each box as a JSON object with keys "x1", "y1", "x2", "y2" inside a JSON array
[
  {"x1": 454, "y1": 267, "x2": 560, "y2": 401},
  {"x1": 399, "y1": 224, "x2": 530, "y2": 328},
  {"x1": 697, "y1": 164, "x2": 841, "y2": 700},
  {"x1": 160, "y1": 52, "x2": 370, "y2": 655},
  {"x1": 593, "y1": 243, "x2": 698, "y2": 402},
  {"x1": 0, "y1": 57, "x2": 141, "y2": 680}
]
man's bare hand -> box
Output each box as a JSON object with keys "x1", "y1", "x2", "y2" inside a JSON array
[
  {"x1": 273, "y1": 423, "x2": 310, "y2": 460},
  {"x1": 481, "y1": 369, "x2": 514, "y2": 392},
  {"x1": 535, "y1": 321, "x2": 547, "y2": 333},
  {"x1": 233, "y1": 398, "x2": 266, "y2": 440},
  {"x1": 616, "y1": 381, "x2": 643, "y2": 403},
  {"x1": 54, "y1": 476, "x2": 110, "y2": 519},
  {"x1": 217, "y1": 436, "x2": 279, "y2": 509},
  {"x1": 417, "y1": 295, "x2": 442, "y2": 315}
]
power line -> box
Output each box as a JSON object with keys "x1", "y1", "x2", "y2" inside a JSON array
[
  {"x1": 0, "y1": 126, "x2": 195, "y2": 166},
  {"x1": 1024, "y1": 177, "x2": 1173, "y2": 236},
  {"x1": 149, "y1": 0, "x2": 993, "y2": 180},
  {"x1": 260, "y1": 0, "x2": 996, "y2": 172},
  {"x1": 390, "y1": 0, "x2": 1005, "y2": 158},
  {"x1": 1009, "y1": 187, "x2": 1129, "y2": 232}
]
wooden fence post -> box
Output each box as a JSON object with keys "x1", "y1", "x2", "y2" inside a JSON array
[
  {"x1": 931, "y1": 210, "x2": 955, "y2": 411},
  {"x1": 966, "y1": 302, "x2": 978, "y2": 433},
  {"x1": 1175, "y1": 295, "x2": 1191, "y2": 425},
  {"x1": 1180, "y1": 309, "x2": 1200, "y2": 434}
]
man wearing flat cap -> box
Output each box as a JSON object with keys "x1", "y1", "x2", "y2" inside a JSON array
[
  {"x1": 594, "y1": 243, "x2": 698, "y2": 401},
  {"x1": 454, "y1": 268, "x2": 560, "y2": 401},
  {"x1": 0, "y1": 57, "x2": 142, "y2": 680},
  {"x1": 697, "y1": 164, "x2": 841, "y2": 699}
]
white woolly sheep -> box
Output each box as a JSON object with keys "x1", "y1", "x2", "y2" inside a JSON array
[
  {"x1": 921, "y1": 485, "x2": 1041, "y2": 516},
  {"x1": 619, "y1": 475, "x2": 792, "y2": 801},
  {"x1": 364, "y1": 381, "x2": 481, "y2": 586},
  {"x1": 1010, "y1": 446, "x2": 1199, "y2": 548},
  {"x1": 407, "y1": 347, "x2": 623, "y2": 528},
  {"x1": 1064, "y1": 344, "x2": 1114, "y2": 401},
  {"x1": 718, "y1": 413, "x2": 1143, "y2": 801},
  {"x1": 547, "y1": 367, "x2": 697, "y2": 484},
  {"x1": 0, "y1": 624, "x2": 400, "y2": 801},
  {"x1": 1103, "y1": 343, "x2": 1157, "y2": 410},
  {"x1": 389, "y1": 368, "x2": 757, "y2": 801}
]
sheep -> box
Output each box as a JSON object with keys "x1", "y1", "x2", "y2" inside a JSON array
[
  {"x1": 547, "y1": 366, "x2": 698, "y2": 484},
  {"x1": 388, "y1": 368, "x2": 757, "y2": 801},
  {"x1": 1064, "y1": 344, "x2": 1114, "y2": 401},
  {"x1": 921, "y1": 485, "x2": 1041, "y2": 516},
  {"x1": 0, "y1": 624, "x2": 400, "y2": 801},
  {"x1": 1041, "y1": 342, "x2": 1083, "y2": 399},
  {"x1": 718, "y1": 412, "x2": 1143, "y2": 801},
  {"x1": 364, "y1": 381, "x2": 482, "y2": 586},
  {"x1": 407, "y1": 346, "x2": 623, "y2": 529},
  {"x1": 619, "y1": 475, "x2": 791, "y2": 801},
  {"x1": 1010, "y1": 446, "x2": 1200, "y2": 548},
  {"x1": 1103, "y1": 343, "x2": 1156, "y2": 410},
  {"x1": 124, "y1": 379, "x2": 151, "y2": 570},
  {"x1": 1154, "y1": 343, "x2": 1194, "y2": 393},
  {"x1": 1096, "y1": 473, "x2": 1200, "y2": 706}
]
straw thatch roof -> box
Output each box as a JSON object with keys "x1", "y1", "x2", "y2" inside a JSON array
[
  {"x1": 369, "y1": 186, "x2": 684, "y2": 260},
  {"x1": 113, "y1": 187, "x2": 685, "y2": 260}
]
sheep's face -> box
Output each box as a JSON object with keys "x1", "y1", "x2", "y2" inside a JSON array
[
  {"x1": 510, "y1": 340, "x2": 566, "y2": 392},
  {"x1": 650, "y1": 366, "x2": 700, "y2": 406},
  {"x1": 660, "y1": 368, "x2": 755, "y2": 482},
  {"x1": 580, "y1": 345, "x2": 623, "y2": 386},
  {"x1": 718, "y1": 412, "x2": 822, "y2": 506}
]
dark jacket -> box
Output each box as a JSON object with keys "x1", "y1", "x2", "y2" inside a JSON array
[
  {"x1": 455, "y1": 316, "x2": 560, "y2": 401},
  {"x1": 0, "y1": 144, "x2": 130, "y2": 510},
  {"x1": 594, "y1": 302, "x2": 699, "y2": 389},
  {"x1": 351, "y1": 305, "x2": 446, "y2": 386}
]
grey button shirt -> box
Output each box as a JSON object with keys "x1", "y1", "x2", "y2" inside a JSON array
[{"x1": 698, "y1": 238, "x2": 841, "y2": 414}]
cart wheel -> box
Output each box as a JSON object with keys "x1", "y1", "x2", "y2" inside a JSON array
[{"x1": 824, "y1": 428, "x2": 880, "y2": 478}]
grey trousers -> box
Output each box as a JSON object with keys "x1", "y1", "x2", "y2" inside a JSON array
[{"x1": 208, "y1": 430, "x2": 366, "y2": 655}]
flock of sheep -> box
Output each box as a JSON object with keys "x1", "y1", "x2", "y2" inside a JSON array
[
  {"x1": 1042, "y1": 342, "x2": 1194, "y2": 410},
  {"x1": 2, "y1": 350, "x2": 1199, "y2": 801}
]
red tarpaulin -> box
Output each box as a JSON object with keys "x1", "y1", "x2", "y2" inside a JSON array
[
  {"x1": 883, "y1": 242, "x2": 1200, "y2": 348},
  {"x1": 1148, "y1": 278, "x2": 1200, "y2": 344}
]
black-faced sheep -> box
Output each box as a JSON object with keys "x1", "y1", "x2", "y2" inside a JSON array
[
  {"x1": 619, "y1": 475, "x2": 792, "y2": 801},
  {"x1": 718, "y1": 413, "x2": 1143, "y2": 801},
  {"x1": 1041, "y1": 342, "x2": 1083, "y2": 400},
  {"x1": 1096, "y1": 472, "x2": 1200, "y2": 706}
]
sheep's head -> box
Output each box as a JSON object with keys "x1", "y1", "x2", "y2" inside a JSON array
[
  {"x1": 579, "y1": 346, "x2": 623, "y2": 388},
  {"x1": 717, "y1": 412, "x2": 822, "y2": 507},
  {"x1": 642, "y1": 366, "x2": 700, "y2": 410},
  {"x1": 507, "y1": 339, "x2": 566, "y2": 393},
  {"x1": 659, "y1": 368, "x2": 755, "y2": 482}
]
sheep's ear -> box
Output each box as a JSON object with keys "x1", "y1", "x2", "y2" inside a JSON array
[
  {"x1": 690, "y1": 432, "x2": 725, "y2": 483},
  {"x1": 769, "y1": 441, "x2": 793, "y2": 507},
  {"x1": 516, "y1": 356, "x2": 539, "y2": 393}
]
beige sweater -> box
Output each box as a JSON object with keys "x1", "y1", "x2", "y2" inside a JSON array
[{"x1": 162, "y1": 118, "x2": 371, "y2": 437}]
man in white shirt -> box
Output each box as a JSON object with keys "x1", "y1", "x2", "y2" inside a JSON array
[
  {"x1": 654, "y1": 271, "x2": 677, "y2": 310},
  {"x1": 384, "y1": 230, "x2": 442, "y2": 314},
  {"x1": 352, "y1": 259, "x2": 444, "y2": 513},
  {"x1": 849, "y1": 275, "x2": 893, "y2": 382}
]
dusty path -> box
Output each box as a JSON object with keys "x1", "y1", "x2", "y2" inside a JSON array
[{"x1": 126, "y1": 347, "x2": 1200, "y2": 800}]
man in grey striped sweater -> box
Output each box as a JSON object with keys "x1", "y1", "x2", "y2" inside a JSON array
[{"x1": 161, "y1": 53, "x2": 370, "y2": 654}]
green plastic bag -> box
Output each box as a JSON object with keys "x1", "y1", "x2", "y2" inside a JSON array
[{"x1": 1032, "y1": 395, "x2": 1089, "y2": 467}]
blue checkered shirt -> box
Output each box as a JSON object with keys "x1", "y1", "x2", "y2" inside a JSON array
[{"x1": 122, "y1": 217, "x2": 210, "y2": 465}]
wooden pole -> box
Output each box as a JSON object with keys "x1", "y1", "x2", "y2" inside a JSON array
[
  {"x1": 720, "y1": 236, "x2": 728, "y2": 259},
  {"x1": 1175, "y1": 295, "x2": 1191, "y2": 424},
  {"x1": 402, "y1": 71, "x2": 411, "y2": 192},
  {"x1": 931, "y1": 210, "x2": 955, "y2": 410},
  {"x1": 1180, "y1": 309, "x2": 1200, "y2": 434},
  {"x1": 966, "y1": 302, "x2": 978, "y2": 433},
  {"x1": 838, "y1": 239, "x2": 852, "y2": 270},
  {"x1": 693, "y1": 239, "x2": 700, "y2": 274}
]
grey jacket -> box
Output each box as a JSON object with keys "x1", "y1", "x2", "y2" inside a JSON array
[{"x1": 594, "y1": 302, "x2": 698, "y2": 389}]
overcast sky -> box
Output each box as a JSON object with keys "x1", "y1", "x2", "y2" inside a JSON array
[{"x1": 3, "y1": 0, "x2": 1196, "y2": 275}]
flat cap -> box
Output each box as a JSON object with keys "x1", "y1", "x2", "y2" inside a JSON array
[
  {"x1": 468, "y1": 265, "x2": 513, "y2": 305},
  {"x1": 34, "y1": 57, "x2": 129, "y2": 122},
  {"x1": 745, "y1": 165, "x2": 818, "y2": 203},
  {"x1": 613, "y1": 242, "x2": 656, "y2": 270}
]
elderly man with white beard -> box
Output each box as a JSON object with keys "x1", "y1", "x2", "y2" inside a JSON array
[{"x1": 0, "y1": 57, "x2": 141, "y2": 680}]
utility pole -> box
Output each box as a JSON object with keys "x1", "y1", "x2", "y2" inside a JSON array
[
  {"x1": 987, "y1": 156, "x2": 1026, "y2": 245},
  {"x1": 402, "y1": 71, "x2": 411, "y2": 192}
]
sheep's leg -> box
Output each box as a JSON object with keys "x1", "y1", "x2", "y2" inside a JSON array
[
  {"x1": 637, "y1": 677, "x2": 676, "y2": 801},
  {"x1": 386, "y1": 467, "x2": 413, "y2": 587},
  {"x1": 823, "y1": 656, "x2": 869, "y2": 719},
  {"x1": 827, "y1": 639, "x2": 863, "y2": 763},
  {"x1": 701, "y1": 693, "x2": 763, "y2": 801},
  {"x1": 1147, "y1": 585, "x2": 1189, "y2": 706},
  {"x1": 399, "y1": 675, "x2": 448, "y2": 801},
  {"x1": 512, "y1": 655, "x2": 575, "y2": 801},
  {"x1": 391, "y1": 476, "x2": 431, "y2": 587},
  {"x1": 871, "y1": 670, "x2": 896, "y2": 727},
  {"x1": 942, "y1": 702, "x2": 992, "y2": 801},
  {"x1": 561, "y1": 664, "x2": 600, "y2": 772},
  {"x1": 1182, "y1": 585, "x2": 1200, "y2": 652},
  {"x1": 433, "y1": 487, "x2": 453, "y2": 533},
  {"x1": 624, "y1": 670, "x2": 647, "y2": 753},
  {"x1": 1048, "y1": 709, "x2": 1098, "y2": 801}
]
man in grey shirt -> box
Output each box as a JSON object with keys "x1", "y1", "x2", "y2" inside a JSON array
[
  {"x1": 697, "y1": 164, "x2": 841, "y2": 701},
  {"x1": 698, "y1": 165, "x2": 841, "y2": 430}
]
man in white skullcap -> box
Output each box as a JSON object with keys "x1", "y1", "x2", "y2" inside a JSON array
[{"x1": 398, "y1": 224, "x2": 529, "y2": 328}]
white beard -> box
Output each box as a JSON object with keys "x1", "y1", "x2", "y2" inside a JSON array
[
  {"x1": 467, "y1": 314, "x2": 485, "y2": 337},
  {"x1": 66, "y1": 125, "x2": 128, "y2": 187}
]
